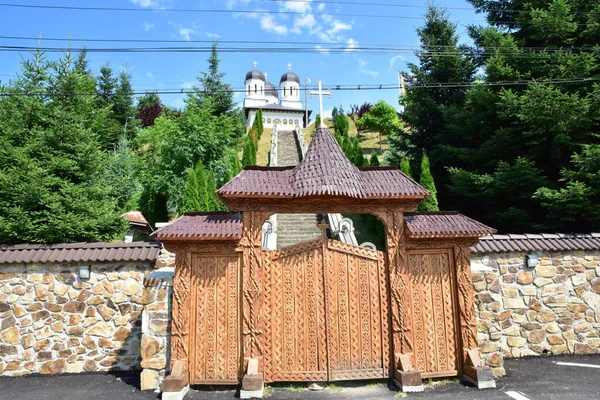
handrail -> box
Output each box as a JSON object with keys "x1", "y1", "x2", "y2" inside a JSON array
[
  {"x1": 270, "y1": 125, "x2": 278, "y2": 167},
  {"x1": 294, "y1": 126, "x2": 308, "y2": 158}
]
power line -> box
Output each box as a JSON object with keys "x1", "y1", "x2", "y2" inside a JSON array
[
  {"x1": 0, "y1": 2, "x2": 596, "y2": 26},
  {"x1": 2, "y1": 77, "x2": 598, "y2": 97},
  {"x1": 1, "y1": 35, "x2": 598, "y2": 53}
]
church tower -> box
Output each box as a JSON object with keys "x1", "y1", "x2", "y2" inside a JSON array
[
  {"x1": 244, "y1": 62, "x2": 267, "y2": 108},
  {"x1": 279, "y1": 63, "x2": 302, "y2": 109}
]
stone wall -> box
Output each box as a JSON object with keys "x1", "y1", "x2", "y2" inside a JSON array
[
  {"x1": 140, "y1": 267, "x2": 173, "y2": 391},
  {"x1": 472, "y1": 250, "x2": 600, "y2": 377},
  {"x1": 0, "y1": 260, "x2": 160, "y2": 376}
]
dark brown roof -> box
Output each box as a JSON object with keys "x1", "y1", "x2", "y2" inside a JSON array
[
  {"x1": 152, "y1": 213, "x2": 243, "y2": 241},
  {"x1": 471, "y1": 233, "x2": 600, "y2": 254},
  {"x1": 122, "y1": 211, "x2": 152, "y2": 231},
  {"x1": 0, "y1": 242, "x2": 161, "y2": 265},
  {"x1": 219, "y1": 127, "x2": 429, "y2": 200},
  {"x1": 404, "y1": 212, "x2": 496, "y2": 238}
]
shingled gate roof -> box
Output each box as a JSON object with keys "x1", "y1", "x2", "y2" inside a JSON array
[
  {"x1": 471, "y1": 233, "x2": 600, "y2": 254},
  {"x1": 219, "y1": 127, "x2": 429, "y2": 199},
  {"x1": 152, "y1": 212, "x2": 493, "y2": 242},
  {"x1": 404, "y1": 212, "x2": 496, "y2": 238},
  {"x1": 0, "y1": 242, "x2": 161, "y2": 264},
  {"x1": 152, "y1": 212, "x2": 243, "y2": 241}
]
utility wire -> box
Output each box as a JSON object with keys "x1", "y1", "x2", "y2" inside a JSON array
[
  {"x1": 2, "y1": 77, "x2": 598, "y2": 97},
  {"x1": 1, "y1": 35, "x2": 599, "y2": 53},
  {"x1": 0, "y1": 3, "x2": 597, "y2": 26}
]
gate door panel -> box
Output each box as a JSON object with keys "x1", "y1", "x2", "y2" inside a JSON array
[
  {"x1": 268, "y1": 241, "x2": 328, "y2": 381},
  {"x1": 190, "y1": 253, "x2": 241, "y2": 384},
  {"x1": 266, "y1": 239, "x2": 389, "y2": 382},
  {"x1": 325, "y1": 241, "x2": 389, "y2": 381},
  {"x1": 407, "y1": 249, "x2": 459, "y2": 377}
]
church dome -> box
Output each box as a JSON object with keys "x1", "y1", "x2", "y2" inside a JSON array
[
  {"x1": 265, "y1": 82, "x2": 278, "y2": 98},
  {"x1": 280, "y1": 71, "x2": 300, "y2": 85},
  {"x1": 245, "y1": 70, "x2": 265, "y2": 81}
]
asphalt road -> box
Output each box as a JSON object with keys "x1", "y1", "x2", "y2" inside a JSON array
[{"x1": 1, "y1": 354, "x2": 599, "y2": 400}]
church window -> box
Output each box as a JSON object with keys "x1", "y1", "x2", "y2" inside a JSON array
[
  {"x1": 255, "y1": 84, "x2": 257, "y2": 93},
  {"x1": 260, "y1": 86, "x2": 263, "y2": 94},
  {"x1": 262, "y1": 118, "x2": 265, "y2": 123},
  {"x1": 283, "y1": 119, "x2": 288, "y2": 125},
  {"x1": 284, "y1": 87, "x2": 287, "y2": 96},
  {"x1": 295, "y1": 119, "x2": 299, "y2": 125},
  {"x1": 290, "y1": 87, "x2": 293, "y2": 95},
  {"x1": 267, "y1": 118, "x2": 271, "y2": 123},
  {"x1": 247, "y1": 85, "x2": 250, "y2": 94}
]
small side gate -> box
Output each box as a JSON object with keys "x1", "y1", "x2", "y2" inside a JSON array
[{"x1": 262, "y1": 238, "x2": 390, "y2": 382}]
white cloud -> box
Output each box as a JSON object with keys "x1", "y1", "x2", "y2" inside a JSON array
[
  {"x1": 146, "y1": 71, "x2": 154, "y2": 78},
  {"x1": 389, "y1": 55, "x2": 404, "y2": 69},
  {"x1": 315, "y1": 45, "x2": 330, "y2": 55},
  {"x1": 182, "y1": 81, "x2": 194, "y2": 89},
  {"x1": 225, "y1": 0, "x2": 251, "y2": 10},
  {"x1": 206, "y1": 32, "x2": 221, "y2": 40},
  {"x1": 345, "y1": 38, "x2": 358, "y2": 52},
  {"x1": 317, "y1": 2, "x2": 326, "y2": 11},
  {"x1": 280, "y1": 0, "x2": 313, "y2": 13},
  {"x1": 169, "y1": 22, "x2": 196, "y2": 41},
  {"x1": 291, "y1": 14, "x2": 316, "y2": 34},
  {"x1": 144, "y1": 23, "x2": 155, "y2": 31},
  {"x1": 327, "y1": 20, "x2": 351, "y2": 35},
  {"x1": 358, "y1": 58, "x2": 379, "y2": 79},
  {"x1": 131, "y1": 0, "x2": 165, "y2": 9},
  {"x1": 246, "y1": 12, "x2": 288, "y2": 35}
]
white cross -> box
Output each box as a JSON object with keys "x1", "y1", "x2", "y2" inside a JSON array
[
  {"x1": 264, "y1": 72, "x2": 269, "y2": 81},
  {"x1": 253, "y1": 61, "x2": 258, "y2": 70},
  {"x1": 309, "y1": 79, "x2": 332, "y2": 127},
  {"x1": 287, "y1": 63, "x2": 292, "y2": 71}
]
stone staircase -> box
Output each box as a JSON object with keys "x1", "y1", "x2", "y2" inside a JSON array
[{"x1": 275, "y1": 130, "x2": 322, "y2": 248}]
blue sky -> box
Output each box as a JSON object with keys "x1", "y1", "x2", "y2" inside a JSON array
[{"x1": 0, "y1": 0, "x2": 486, "y2": 117}]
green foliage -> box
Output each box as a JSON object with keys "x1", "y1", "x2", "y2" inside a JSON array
[
  {"x1": 0, "y1": 50, "x2": 127, "y2": 244},
  {"x1": 358, "y1": 100, "x2": 403, "y2": 138},
  {"x1": 333, "y1": 105, "x2": 349, "y2": 137},
  {"x1": 418, "y1": 154, "x2": 439, "y2": 211},
  {"x1": 242, "y1": 133, "x2": 257, "y2": 166},
  {"x1": 105, "y1": 136, "x2": 142, "y2": 211},
  {"x1": 369, "y1": 151, "x2": 380, "y2": 166},
  {"x1": 315, "y1": 113, "x2": 321, "y2": 128},
  {"x1": 400, "y1": 159, "x2": 413, "y2": 178},
  {"x1": 180, "y1": 161, "x2": 208, "y2": 214},
  {"x1": 254, "y1": 109, "x2": 264, "y2": 140}
]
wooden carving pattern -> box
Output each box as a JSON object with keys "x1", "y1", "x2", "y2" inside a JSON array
[
  {"x1": 191, "y1": 253, "x2": 240, "y2": 383},
  {"x1": 377, "y1": 250, "x2": 391, "y2": 375},
  {"x1": 454, "y1": 246, "x2": 478, "y2": 358},
  {"x1": 373, "y1": 210, "x2": 413, "y2": 364},
  {"x1": 171, "y1": 250, "x2": 191, "y2": 372},
  {"x1": 241, "y1": 211, "x2": 272, "y2": 362},
  {"x1": 265, "y1": 239, "x2": 388, "y2": 382},
  {"x1": 407, "y1": 250, "x2": 459, "y2": 376}
]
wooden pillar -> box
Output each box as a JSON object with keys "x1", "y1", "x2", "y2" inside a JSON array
[
  {"x1": 375, "y1": 210, "x2": 414, "y2": 366},
  {"x1": 240, "y1": 211, "x2": 270, "y2": 371},
  {"x1": 453, "y1": 245, "x2": 479, "y2": 358}
]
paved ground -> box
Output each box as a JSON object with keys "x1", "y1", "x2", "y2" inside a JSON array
[{"x1": 1, "y1": 354, "x2": 599, "y2": 400}]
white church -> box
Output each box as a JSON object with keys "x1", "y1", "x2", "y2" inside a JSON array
[{"x1": 243, "y1": 62, "x2": 311, "y2": 129}]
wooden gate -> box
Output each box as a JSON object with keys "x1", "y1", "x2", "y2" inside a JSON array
[
  {"x1": 189, "y1": 253, "x2": 241, "y2": 384},
  {"x1": 407, "y1": 249, "x2": 460, "y2": 377},
  {"x1": 263, "y1": 238, "x2": 390, "y2": 382}
]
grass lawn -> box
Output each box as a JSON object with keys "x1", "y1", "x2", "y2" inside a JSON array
[
  {"x1": 302, "y1": 116, "x2": 389, "y2": 160},
  {"x1": 255, "y1": 128, "x2": 273, "y2": 166}
]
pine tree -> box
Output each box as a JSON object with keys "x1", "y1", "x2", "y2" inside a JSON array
[
  {"x1": 352, "y1": 137, "x2": 365, "y2": 166},
  {"x1": 242, "y1": 134, "x2": 257, "y2": 166},
  {"x1": 418, "y1": 154, "x2": 439, "y2": 211},
  {"x1": 255, "y1": 109, "x2": 264, "y2": 140},
  {"x1": 198, "y1": 42, "x2": 235, "y2": 117},
  {"x1": 206, "y1": 170, "x2": 226, "y2": 211},
  {"x1": 369, "y1": 151, "x2": 380, "y2": 166},
  {"x1": 0, "y1": 50, "x2": 127, "y2": 243},
  {"x1": 180, "y1": 161, "x2": 208, "y2": 213},
  {"x1": 333, "y1": 105, "x2": 350, "y2": 138}
]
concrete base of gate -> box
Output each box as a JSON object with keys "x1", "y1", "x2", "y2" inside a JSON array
[
  {"x1": 461, "y1": 365, "x2": 496, "y2": 389},
  {"x1": 240, "y1": 372, "x2": 264, "y2": 399},
  {"x1": 162, "y1": 384, "x2": 189, "y2": 400},
  {"x1": 393, "y1": 369, "x2": 424, "y2": 393}
]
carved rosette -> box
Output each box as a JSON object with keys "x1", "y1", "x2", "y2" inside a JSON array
[
  {"x1": 241, "y1": 211, "x2": 272, "y2": 367},
  {"x1": 373, "y1": 210, "x2": 413, "y2": 367},
  {"x1": 454, "y1": 245, "x2": 478, "y2": 359}
]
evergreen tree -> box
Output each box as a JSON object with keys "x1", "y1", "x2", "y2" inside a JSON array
[
  {"x1": 205, "y1": 170, "x2": 226, "y2": 211},
  {"x1": 333, "y1": 105, "x2": 350, "y2": 138},
  {"x1": 351, "y1": 137, "x2": 365, "y2": 166},
  {"x1": 242, "y1": 134, "x2": 257, "y2": 166},
  {"x1": 180, "y1": 161, "x2": 208, "y2": 214},
  {"x1": 315, "y1": 113, "x2": 321, "y2": 128},
  {"x1": 227, "y1": 148, "x2": 243, "y2": 180},
  {"x1": 369, "y1": 151, "x2": 380, "y2": 166},
  {"x1": 400, "y1": 158, "x2": 413, "y2": 178},
  {"x1": 418, "y1": 154, "x2": 439, "y2": 211},
  {"x1": 0, "y1": 50, "x2": 127, "y2": 243},
  {"x1": 198, "y1": 42, "x2": 235, "y2": 117},
  {"x1": 105, "y1": 136, "x2": 142, "y2": 211}
]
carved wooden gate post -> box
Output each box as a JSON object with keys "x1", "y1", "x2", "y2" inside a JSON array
[
  {"x1": 375, "y1": 210, "x2": 423, "y2": 391},
  {"x1": 240, "y1": 211, "x2": 271, "y2": 395},
  {"x1": 454, "y1": 245, "x2": 494, "y2": 387}
]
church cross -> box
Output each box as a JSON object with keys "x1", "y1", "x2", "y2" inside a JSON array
[
  {"x1": 309, "y1": 79, "x2": 332, "y2": 127},
  {"x1": 253, "y1": 61, "x2": 258, "y2": 70},
  {"x1": 264, "y1": 72, "x2": 269, "y2": 81},
  {"x1": 287, "y1": 63, "x2": 292, "y2": 71}
]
